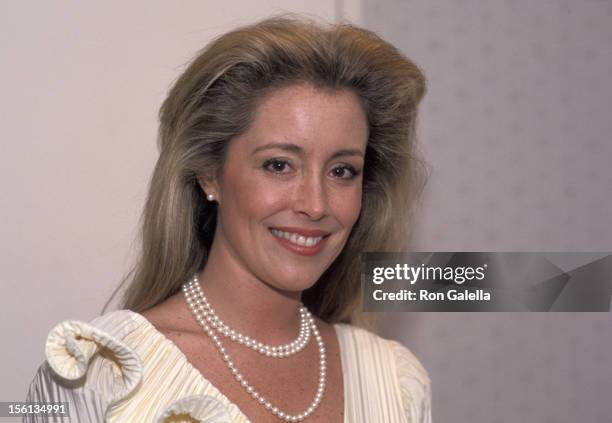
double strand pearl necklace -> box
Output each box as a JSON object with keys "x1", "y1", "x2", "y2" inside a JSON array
[
  {"x1": 182, "y1": 276, "x2": 327, "y2": 422},
  {"x1": 187, "y1": 274, "x2": 312, "y2": 358}
]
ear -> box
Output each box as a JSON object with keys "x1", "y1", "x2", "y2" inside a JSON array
[{"x1": 197, "y1": 173, "x2": 221, "y2": 203}]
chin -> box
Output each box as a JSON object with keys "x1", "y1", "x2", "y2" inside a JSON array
[{"x1": 268, "y1": 272, "x2": 321, "y2": 293}]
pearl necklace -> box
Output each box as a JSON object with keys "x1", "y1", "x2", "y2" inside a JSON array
[
  {"x1": 182, "y1": 278, "x2": 327, "y2": 422},
  {"x1": 187, "y1": 274, "x2": 311, "y2": 358}
]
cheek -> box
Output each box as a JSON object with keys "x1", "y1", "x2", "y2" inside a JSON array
[
  {"x1": 224, "y1": 173, "x2": 288, "y2": 221},
  {"x1": 331, "y1": 186, "x2": 362, "y2": 227}
]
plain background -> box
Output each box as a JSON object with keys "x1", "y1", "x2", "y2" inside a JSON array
[{"x1": 1, "y1": 1, "x2": 610, "y2": 422}]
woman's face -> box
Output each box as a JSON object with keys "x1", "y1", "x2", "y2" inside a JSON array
[{"x1": 205, "y1": 83, "x2": 368, "y2": 293}]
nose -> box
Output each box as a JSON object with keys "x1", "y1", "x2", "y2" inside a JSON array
[{"x1": 292, "y1": 172, "x2": 328, "y2": 220}]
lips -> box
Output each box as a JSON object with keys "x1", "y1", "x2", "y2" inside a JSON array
[
  {"x1": 269, "y1": 226, "x2": 331, "y2": 256},
  {"x1": 271, "y1": 229, "x2": 323, "y2": 247}
]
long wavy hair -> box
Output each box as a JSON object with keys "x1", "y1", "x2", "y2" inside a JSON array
[{"x1": 103, "y1": 15, "x2": 427, "y2": 324}]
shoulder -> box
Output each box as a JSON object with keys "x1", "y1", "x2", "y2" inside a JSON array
[
  {"x1": 334, "y1": 323, "x2": 429, "y2": 378},
  {"x1": 25, "y1": 309, "x2": 239, "y2": 422},
  {"x1": 45, "y1": 309, "x2": 145, "y2": 386},
  {"x1": 26, "y1": 310, "x2": 147, "y2": 415},
  {"x1": 386, "y1": 337, "x2": 432, "y2": 422},
  {"x1": 334, "y1": 323, "x2": 431, "y2": 422},
  {"x1": 139, "y1": 292, "x2": 201, "y2": 337}
]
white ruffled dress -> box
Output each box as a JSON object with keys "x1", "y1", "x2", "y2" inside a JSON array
[{"x1": 25, "y1": 310, "x2": 431, "y2": 422}]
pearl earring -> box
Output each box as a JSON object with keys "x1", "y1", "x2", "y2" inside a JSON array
[{"x1": 206, "y1": 193, "x2": 215, "y2": 202}]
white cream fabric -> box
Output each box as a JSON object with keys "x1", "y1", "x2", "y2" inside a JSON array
[{"x1": 26, "y1": 310, "x2": 431, "y2": 422}]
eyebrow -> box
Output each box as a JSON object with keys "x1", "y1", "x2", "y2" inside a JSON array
[{"x1": 251, "y1": 142, "x2": 364, "y2": 159}]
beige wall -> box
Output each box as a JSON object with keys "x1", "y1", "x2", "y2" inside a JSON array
[
  {"x1": 363, "y1": 1, "x2": 612, "y2": 422},
  {"x1": 0, "y1": 0, "x2": 357, "y2": 406}
]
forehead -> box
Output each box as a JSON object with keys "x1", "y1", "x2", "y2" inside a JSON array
[{"x1": 235, "y1": 83, "x2": 369, "y2": 155}]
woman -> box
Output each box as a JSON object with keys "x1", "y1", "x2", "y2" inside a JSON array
[{"x1": 26, "y1": 16, "x2": 430, "y2": 422}]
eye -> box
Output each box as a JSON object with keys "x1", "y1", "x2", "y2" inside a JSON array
[
  {"x1": 263, "y1": 159, "x2": 292, "y2": 174},
  {"x1": 330, "y1": 165, "x2": 359, "y2": 180}
]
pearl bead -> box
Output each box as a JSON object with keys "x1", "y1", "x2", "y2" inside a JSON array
[{"x1": 182, "y1": 275, "x2": 326, "y2": 422}]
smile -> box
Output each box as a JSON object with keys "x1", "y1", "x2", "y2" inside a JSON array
[
  {"x1": 269, "y1": 227, "x2": 331, "y2": 256},
  {"x1": 270, "y1": 229, "x2": 324, "y2": 247}
]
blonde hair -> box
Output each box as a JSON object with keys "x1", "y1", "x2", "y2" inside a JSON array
[{"x1": 104, "y1": 15, "x2": 427, "y2": 324}]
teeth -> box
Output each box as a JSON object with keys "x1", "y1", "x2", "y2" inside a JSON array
[{"x1": 270, "y1": 229, "x2": 324, "y2": 247}]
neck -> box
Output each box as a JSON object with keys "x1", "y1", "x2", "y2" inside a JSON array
[{"x1": 194, "y1": 235, "x2": 304, "y2": 344}]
